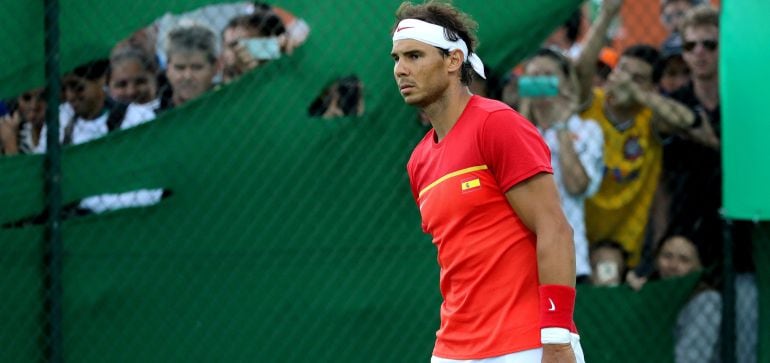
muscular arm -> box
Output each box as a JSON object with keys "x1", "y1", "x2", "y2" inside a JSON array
[{"x1": 505, "y1": 173, "x2": 575, "y2": 286}]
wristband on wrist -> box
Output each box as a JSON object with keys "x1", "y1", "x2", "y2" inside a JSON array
[
  {"x1": 539, "y1": 284, "x2": 576, "y2": 331},
  {"x1": 541, "y1": 327, "x2": 571, "y2": 344}
]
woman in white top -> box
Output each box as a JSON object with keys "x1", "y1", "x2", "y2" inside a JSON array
[{"x1": 520, "y1": 47, "x2": 605, "y2": 282}]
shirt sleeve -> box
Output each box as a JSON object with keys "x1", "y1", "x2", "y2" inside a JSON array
[{"x1": 479, "y1": 110, "x2": 552, "y2": 193}]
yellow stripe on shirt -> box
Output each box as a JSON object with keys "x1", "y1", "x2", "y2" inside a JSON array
[{"x1": 418, "y1": 165, "x2": 488, "y2": 197}]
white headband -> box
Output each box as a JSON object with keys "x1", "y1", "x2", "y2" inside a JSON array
[{"x1": 392, "y1": 18, "x2": 486, "y2": 79}]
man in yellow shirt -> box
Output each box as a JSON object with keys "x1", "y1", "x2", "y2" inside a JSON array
[{"x1": 574, "y1": 0, "x2": 695, "y2": 265}]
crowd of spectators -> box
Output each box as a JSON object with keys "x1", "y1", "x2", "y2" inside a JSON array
[{"x1": 0, "y1": 1, "x2": 758, "y2": 361}]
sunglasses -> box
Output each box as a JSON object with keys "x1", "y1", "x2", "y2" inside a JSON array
[{"x1": 683, "y1": 39, "x2": 718, "y2": 52}]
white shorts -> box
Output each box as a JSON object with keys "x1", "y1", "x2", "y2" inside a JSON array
[{"x1": 431, "y1": 333, "x2": 585, "y2": 363}]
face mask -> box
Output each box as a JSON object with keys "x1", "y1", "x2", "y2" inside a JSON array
[
  {"x1": 240, "y1": 37, "x2": 282, "y2": 60},
  {"x1": 518, "y1": 75, "x2": 560, "y2": 98}
]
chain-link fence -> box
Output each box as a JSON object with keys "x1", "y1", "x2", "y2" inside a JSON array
[{"x1": 0, "y1": 0, "x2": 764, "y2": 362}]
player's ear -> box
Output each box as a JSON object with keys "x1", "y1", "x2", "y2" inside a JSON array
[{"x1": 446, "y1": 49, "x2": 464, "y2": 73}]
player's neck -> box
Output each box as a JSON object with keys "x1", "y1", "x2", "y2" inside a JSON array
[{"x1": 424, "y1": 85, "x2": 472, "y2": 142}]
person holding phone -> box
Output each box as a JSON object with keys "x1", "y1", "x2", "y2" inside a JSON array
[
  {"x1": 220, "y1": 7, "x2": 287, "y2": 83},
  {"x1": 391, "y1": 2, "x2": 584, "y2": 362},
  {"x1": 520, "y1": 48, "x2": 604, "y2": 284}
]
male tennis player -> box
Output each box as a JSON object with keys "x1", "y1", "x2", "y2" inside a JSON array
[{"x1": 391, "y1": 2, "x2": 585, "y2": 362}]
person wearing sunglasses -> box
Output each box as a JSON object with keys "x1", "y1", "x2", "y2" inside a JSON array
[{"x1": 663, "y1": 7, "x2": 758, "y2": 363}]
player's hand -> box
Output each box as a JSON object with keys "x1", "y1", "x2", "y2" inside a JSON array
[{"x1": 542, "y1": 343, "x2": 577, "y2": 363}]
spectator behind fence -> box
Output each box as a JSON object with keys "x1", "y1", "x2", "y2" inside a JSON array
[
  {"x1": 589, "y1": 240, "x2": 629, "y2": 286},
  {"x1": 220, "y1": 7, "x2": 286, "y2": 83},
  {"x1": 656, "y1": 43, "x2": 690, "y2": 96},
  {"x1": 648, "y1": 233, "x2": 721, "y2": 363},
  {"x1": 664, "y1": 7, "x2": 758, "y2": 360},
  {"x1": 659, "y1": 0, "x2": 703, "y2": 58},
  {"x1": 1, "y1": 88, "x2": 47, "y2": 155},
  {"x1": 162, "y1": 23, "x2": 219, "y2": 110},
  {"x1": 108, "y1": 47, "x2": 163, "y2": 129},
  {"x1": 35, "y1": 60, "x2": 112, "y2": 152},
  {"x1": 520, "y1": 48, "x2": 604, "y2": 283},
  {"x1": 573, "y1": 0, "x2": 695, "y2": 266}
]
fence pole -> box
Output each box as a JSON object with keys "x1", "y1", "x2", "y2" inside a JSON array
[
  {"x1": 43, "y1": 0, "x2": 63, "y2": 361},
  {"x1": 721, "y1": 218, "x2": 736, "y2": 363}
]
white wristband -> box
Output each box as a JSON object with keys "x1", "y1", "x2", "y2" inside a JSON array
[{"x1": 541, "y1": 327, "x2": 571, "y2": 344}]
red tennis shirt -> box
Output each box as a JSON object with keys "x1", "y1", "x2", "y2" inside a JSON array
[{"x1": 407, "y1": 96, "x2": 553, "y2": 359}]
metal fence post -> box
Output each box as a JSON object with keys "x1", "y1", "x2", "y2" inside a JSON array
[
  {"x1": 43, "y1": 0, "x2": 63, "y2": 362},
  {"x1": 722, "y1": 218, "x2": 736, "y2": 363}
]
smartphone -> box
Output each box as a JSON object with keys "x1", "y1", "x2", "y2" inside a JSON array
[
  {"x1": 240, "y1": 38, "x2": 281, "y2": 60},
  {"x1": 518, "y1": 75, "x2": 559, "y2": 98}
]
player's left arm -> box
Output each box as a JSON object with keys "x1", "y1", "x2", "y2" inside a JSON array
[
  {"x1": 505, "y1": 172, "x2": 575, "y2": 286},
  {"x1": 505, "y1": 173, "x2": 578, "y2": 363}
]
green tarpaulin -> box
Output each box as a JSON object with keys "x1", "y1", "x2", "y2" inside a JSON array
[{"x1": 0, "y1": 0, "x2": 732, "y2": 362}]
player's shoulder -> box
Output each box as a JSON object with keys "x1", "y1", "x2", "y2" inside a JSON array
[{"x1": 468, "y1": 95, "x2": 515, "y2": 115}]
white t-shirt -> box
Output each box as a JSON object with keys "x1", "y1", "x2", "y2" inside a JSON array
[
  {"x1": 36, "y1": 101, "x2": 163, "y2": 213},
  {"x1": 35, "y1": 103, "x2": 109, "y2": 153},
  {"x1": 539, "y1": 114, "x2": 604, "y2": 277}
]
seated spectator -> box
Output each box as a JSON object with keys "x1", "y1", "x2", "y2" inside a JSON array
[
  {"x1": 1, "y1": 88, "x2": 47, "y2": 155},
  {"x1": 220, "y1": 7, "x2": 287, "y2": 83},
  {"x1": 520, "y1": 47, "x2": 604, "y2": 283},
  {"x1": 589, "y1": 240, "x2": 629, "y2": 286},
  {"x1": 656, "y1": 233, "x2": 721, "y2": 363},
  {"x1": 161, "y1": 23, "x2": 219, "y2": 110},
  {"x1": 573, "y1": 0, "x2": 695, "y2": 267}
]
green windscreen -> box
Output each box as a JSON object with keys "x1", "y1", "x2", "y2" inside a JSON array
[{"x1": 721, "y1": 0, "x2": 770, "y2": 220}]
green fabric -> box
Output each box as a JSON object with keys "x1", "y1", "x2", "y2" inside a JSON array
[
  {"x1": 576, "y1": 274, "x2": 701, "y2": 363},
  {"x1": 721, "y1": 0, "x2": 770, "y2": 220},
  {"x1": 0, "y1": 1, "x2": 709, "y2": 362}
]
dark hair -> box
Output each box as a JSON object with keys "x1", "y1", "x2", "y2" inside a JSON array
[
  {"x1": 533, "y1": 47, "x2": 572, "y2": 78},
  {"x1": 109, "y1": 46, "x2": 159, "y2": 79},
  {"x1": 70, "y1": 59, "x2": 110, "y2": 80},
  {"x1": 621, "y1": 44, "x2": 663, "y2": 83},
  {"x1": 394, "y1": 1, "x2": 479, "y2": 85},
  {"x1": 563, "y1": 9, "x2": 582, "y2": 44},
  {"x1": 591, "y1": 239, "x2": 630, "y2": 264},
  {"x1": 225, "y1": 8, "x2": 286, "y2": 37}
]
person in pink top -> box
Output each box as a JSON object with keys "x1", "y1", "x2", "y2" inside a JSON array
[{"x1": 390, "y1": 2, "x2": 585, "y2": 362}]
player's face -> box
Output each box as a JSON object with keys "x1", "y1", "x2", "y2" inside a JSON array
[
  {"x1": 391, "y1": 39, "x2": 451, "y2": 107},
  {"x1": 656, "y1": 236, "x2": 702, "y2": 279}
]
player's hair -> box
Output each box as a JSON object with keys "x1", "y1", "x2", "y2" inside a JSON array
[
  {"x1": 394, "y1": 1, "x2": 479, "y2": 85},
  {"x1": 681, "y1": 4, "x2": 719, "y2": 32}
]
